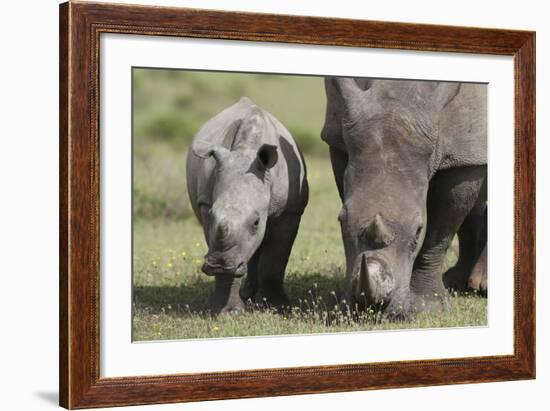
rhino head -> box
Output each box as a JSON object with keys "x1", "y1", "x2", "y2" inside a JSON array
[
  {"x1": 330, "y1": 77, "x2": 460, "y2": 316},
  {"x1": 192, "y1": 116, "x2": 278, "y2": 279}
]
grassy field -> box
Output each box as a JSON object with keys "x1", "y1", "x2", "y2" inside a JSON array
[
  {"x1": 132, "y1": 69, "x2": 487, "y2": 341},
  {"x1": 132, "y1": 155, "x2": 487, "y2": 341}
]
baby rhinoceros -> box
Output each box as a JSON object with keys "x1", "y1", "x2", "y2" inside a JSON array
[{"x1": 186, "y1": 97, "x2": 309, "y2": 314}]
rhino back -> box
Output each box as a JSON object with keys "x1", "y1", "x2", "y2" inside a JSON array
[
  {"x1": 437, "y1": 83, "x2": 487, "y2": 169},
  {"x1": 322, "y1": 78, "x2": 487, "y2": 171}
]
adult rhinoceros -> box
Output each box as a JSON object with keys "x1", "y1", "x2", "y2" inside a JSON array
[
  {"x1": 322, "y1": 77, "x2": 487, "y2": 318},
  {"x1": 187, "y1": 97, "x2": 309, "y2": 313}
]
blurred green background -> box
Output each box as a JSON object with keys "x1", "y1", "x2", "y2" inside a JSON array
[
  {"x1": 133, "y1": 69, "x2": 327, "y2": 221},
  {"x1": 132, "y1": 68, "x2": 485, "y2": 340}
]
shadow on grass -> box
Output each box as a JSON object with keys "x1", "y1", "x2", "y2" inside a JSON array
[
  {"x1": 285, "y1": 270, "x2": 344, "y2": 307},
  {"x1": 133, "y1": 269, "x2": 345, "y2": 315},
  {"x1": 133, "y1": 278, "x2": 213, "y2": 314}
]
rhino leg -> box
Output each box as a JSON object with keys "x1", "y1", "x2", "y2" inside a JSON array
[
  {"x1": 239, "y1": 246, "x2": 262, "y2": 306},
  {"x1": 209, "y1": 275, "x2": 245, "y2": 314},
  {"x1": 411, "y1": 166, "x2": 486, "y2": 312},
  {"x1": 255, "y1": 213, "x2": 302, "y2": 309},
  {"x1": 443, "y1": 203, "x2": 487, "y2": 292},
  {"x1": 468, "y1": 244, "x2": 487, "y2": 295},
  {"x1": 200, "y1": 205, "x2": 243, "y2": 314}
]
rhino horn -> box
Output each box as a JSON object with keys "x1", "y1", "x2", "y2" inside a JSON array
[
  {"x1": 212, "y1": 220, "x2": 231, "y2": 248},
  {"x1": 356, "y1": 255, "x2": 388, "y2": 304},
  {"x1": 357, "y1": 254, "x2": 371, "y2": 302},
  {"x1": 362, "y1": 213, "x2": 395, "y2": 249},
  {"x1": 217, "y1": 221, "x2": 230, "y2": 239}
]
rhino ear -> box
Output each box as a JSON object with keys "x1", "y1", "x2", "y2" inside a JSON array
[
  {"x1": 192, "y1": 143, "x2": 230, "y2": 164},
  {"x1": 331, "y1": 77, "x2": 366, "y2": 121},
  {"x1": 191, "y1": 139, "x2": 214, "y2": 159},
  {"x1": 333, "y1": 78, "x2": 364, "y2": 105},
  {"x1": 432, "y1": 82, "x2": 461, "y2": 111},
  {"x1": 256, "y1": 144, "x2": 278, "y2": 170},
  {"x1": 192, "y1": 119, "x2": 242, "y2": 161}
]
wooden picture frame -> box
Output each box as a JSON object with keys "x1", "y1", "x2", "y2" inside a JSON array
[{"x1": 59, "y1": 1, "x2": 535, "y2": 408}]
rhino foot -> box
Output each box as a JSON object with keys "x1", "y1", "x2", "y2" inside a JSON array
[
  {"x1": 209, "y1": 293, "x2": 245, "y2": 315},
  {"x1": 467, "y1": 245, "x2": 487, "y2": 296},
  {"x1": 217, "y1": 299, "x2": 246, "y2": 315},
  {"x1": 443, "y1": 265, "x2": 470, "y2": 292},
  {"x1": 209, "y1": 275, "x2": 245, "y2": 314}
]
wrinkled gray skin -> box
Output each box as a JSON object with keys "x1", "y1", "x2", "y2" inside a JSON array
[
  {"x1": 322, "y1": 78, "x2": 487, "y2": 318},
  {"x1": 187, "y1": 97, "x2": 308, "y2": 314}
]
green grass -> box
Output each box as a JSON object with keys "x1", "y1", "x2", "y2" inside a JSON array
[
  {"x1": 134, "y1": 294, "x2": 487, "y2": 341},
  {"x1": 132, "y1": 69, "x2": 486, "y2": 341},
  {"x1": 133, "y1": 153, "x2": 487, "y2": 341}
]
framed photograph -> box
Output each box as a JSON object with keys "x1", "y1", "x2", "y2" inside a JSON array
[{"x1": 59, "y1": 1, "x2": 535, "y2": 408}]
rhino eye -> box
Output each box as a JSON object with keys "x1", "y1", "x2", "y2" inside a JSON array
[
  {"x1": 248, "y1": 217, "x2": 260, "y2": 235},
  {"x1": 250, "y1": 216, "x2": 260, "y2": 231}
]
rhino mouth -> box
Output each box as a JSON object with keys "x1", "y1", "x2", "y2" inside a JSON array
[{"x1": 202, "y1": 261, "x2": 247, "y2": 277}]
